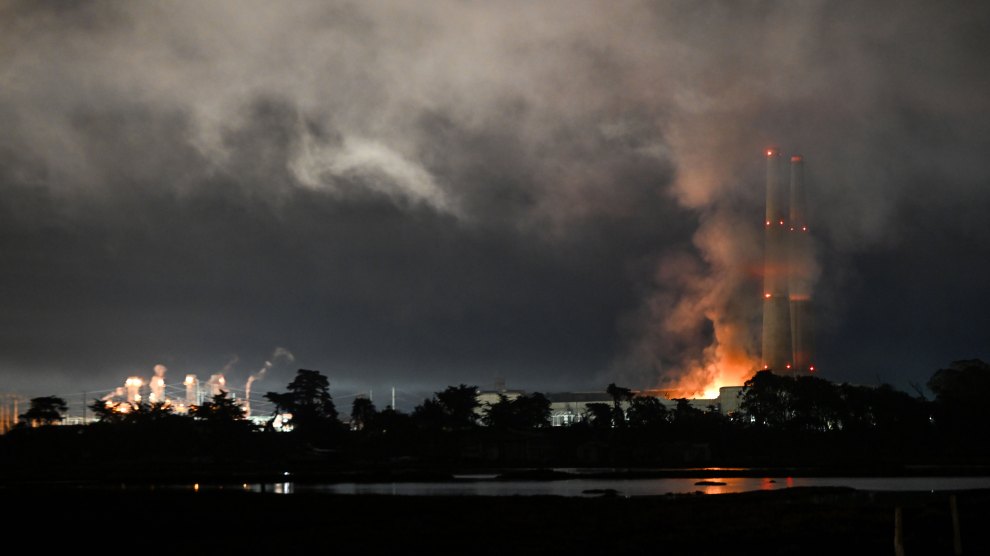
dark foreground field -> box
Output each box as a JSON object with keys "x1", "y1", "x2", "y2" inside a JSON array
[{"x1": 4, "y1": 486, "x2": 987, "y2": 554}]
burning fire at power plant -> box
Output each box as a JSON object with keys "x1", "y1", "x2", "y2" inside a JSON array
[
  {"x1": 657, "y1": 148, "x2": 819, "y2": 399},
  {"x1": 11, "y1": 149, "x2": 817, "y2": 416}
]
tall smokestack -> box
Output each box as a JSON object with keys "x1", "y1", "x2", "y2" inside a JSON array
[
  {"x1": 149, "y1": 364, "x2": 167, "y2": 403},
  {"x1": 761, "y1": 148, "x2": 792, "y2": 372},
  {"x1": 788, "y1": 155, "x2": 814, "y2": 373},
  {"x1": 184, "y1": 374, "x2": 199, "y2": 407},
  {"x1": 124, "y1": 377, "x2": 143, "y2": 404}
]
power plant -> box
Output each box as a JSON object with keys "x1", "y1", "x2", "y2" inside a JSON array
[{"x1": 762, "y1": 149, "x2": 815, "y2": 374}]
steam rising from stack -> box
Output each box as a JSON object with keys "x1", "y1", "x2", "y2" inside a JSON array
[
  {"x1": 244, "y1": 347, "x2": 295, "y2": 417},
  {"x1": 148, "y1": 364, "x2": 167, "y2": 403}
]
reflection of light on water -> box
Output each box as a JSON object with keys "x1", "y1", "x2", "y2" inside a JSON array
[
  {"x1": 697, "y1": 478, "x2": 734, "y2": 495},
  {"x1": 698, "y1": 467, "x2": 749, "y2": 472},
  {"x1": 274, "y1": 482, "x2": 293, "y2": 494}
]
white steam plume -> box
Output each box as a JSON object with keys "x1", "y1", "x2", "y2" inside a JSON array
[
  {"x1": 148, "y1": 364, "x2": 167, "y2": 403},
  {"x1": 244, "y1": 347, "x2": 295, "y2": 417}
]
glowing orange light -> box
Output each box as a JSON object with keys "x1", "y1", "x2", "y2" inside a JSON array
[
  {"x1": 766, "y1": 150, "x2": 773, "y2": 156},
  {"x1": 779, "y1": 220, "x2": 784, "y2": 225},
  {"x1": 809, "y1": 366, "x2": 815, "y2": 372},
  {"x1": 801, "y1": 226, "x2": 807, "y2": 231},
  {"x1": 765, "y1": 220, "x2": 771, "y2": 226},
  {"x1": 764, "y1": 293, "x2": 771, "y2": 299},
  {"x1": 785, "y1": 364, "x2": 791, "y2": 369}
]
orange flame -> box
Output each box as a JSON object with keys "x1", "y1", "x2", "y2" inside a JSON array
[{"x1": 666, "y1": 318, "x2": 759, "y2": 399}]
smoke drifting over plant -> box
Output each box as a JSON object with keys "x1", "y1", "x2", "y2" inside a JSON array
[{"x1": 1, "y1": 1, "x2": 989, "y2": 396}]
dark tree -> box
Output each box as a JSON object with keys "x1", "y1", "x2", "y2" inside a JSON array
[
  {"x1": 20, "y1": 396, "x2": 68, "y2": 426},
  {"x1": 265, "y1": 369, "x2": 341, "y2": 439},
  {"x1": 89, "y1": 398, "x2": 124, "y2": 424},
  {"x1": 928, "y1": 359, "x2": 990, "y2": 401},
  {"x1": 740, "y1": 370, "x2": 792, "y2": 427},
  {"x1": 928, "y1": 359, "x2": 990, "y2": 434},
  {"x1": 350, "y1": 397, "x2": 377, "y2": 431},
  {"x1": 435, "y1": 384, "x2": 480, "y2": 430},
  {"x1": 670, "y1": 398, "x2": 704, "y2": 423},
  {"x1": 788, "y1": 375, "x2": 842, "y2": 432},
  {"x1": 191, "y1": 391, "x2": 247, "y2": 423},
  {"x1": 482, "y1": 392, "x2": 552, "y2": 430},
  {"x1": 584, "y1": 402, "x2": 613, "y2": 429},
  {"x1": 371, "y1": 406, "x2": 413, "y2": 435},
  {"x1": 87, "y1": 399, "x2": 183, "y2": 426},
  {"x1": 867, "y1": 384, "x2": 930, "y2": 434},
  {"x1": 836, "y1": 384, "x2": 875, "y2": 432},
  {"x1": 626, "y1": 396, "x2": 668, "y2": 428},
  {"x1": 127, "y1": 401, "x2": 179, "y2": 425},
  {"x1": 512, "y1": 392, "x2": 551, "y2": 429},
  {"x1": 605, "y1": 383, "x2": 633, "y2": 427},
  {"x1": 481, "y1": 394, "x2": 515, "y2": 430},
  {"x1": 412, "y1": 398, "x2": 447, "y2": 430}
]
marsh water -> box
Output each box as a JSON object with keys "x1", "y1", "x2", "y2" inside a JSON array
[{"x1": 241, "y1": 474, "x2": 990, "y2": 497}]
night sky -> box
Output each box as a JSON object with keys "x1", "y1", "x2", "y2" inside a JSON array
[{"x1": 2, "y1": 1, "x2": 988, "y2": 402}]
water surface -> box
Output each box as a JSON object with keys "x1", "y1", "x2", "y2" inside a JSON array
[{"x1": 243, "y1": 475, "x2": 990, "y2": 497}]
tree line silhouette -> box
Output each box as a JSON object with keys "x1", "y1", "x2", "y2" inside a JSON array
[{"x1": 4, "y1": 360, "x2": 989, "y2": 471}]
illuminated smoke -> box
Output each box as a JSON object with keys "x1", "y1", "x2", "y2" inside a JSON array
[
  {"x1": 101, "y1": 386, "x2": 125, "y2": 402},
  {"x1": 184, "y1": 374, "x2": 199, "y2": 406},
  {"x1": 221, "y1": 355, "x2": 239, "y2": 373},
  {"x1": 614, "y1": 194, "x2": 765, "y2": 397},
  {"x1": 207, "y1": 374, "x2": 226, "y2": 397},
  {"x1": 290, "y1": 133, "x2": 456, "y2": 216},
  {"x1": 148, "y1": 364, "x2": 167, "y2": 403},
  {"x1": 124, "y1": 377, "x2": 143, "y2": 404},
  {"x1": 244, "y1": 347, "x2": 295, "y2": 417}
]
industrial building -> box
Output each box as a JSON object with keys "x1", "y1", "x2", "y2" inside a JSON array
[{"x1": 476, "y1": 386, "x2": 746, "y2": 427}]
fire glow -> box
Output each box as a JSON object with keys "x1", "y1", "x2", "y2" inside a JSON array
[
  {"x1": 641, "y1": 148, "x2": 817, "y2": 400},
  {"x1": 666, "y1": 314, "x2": 761, "y2": 400}
]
